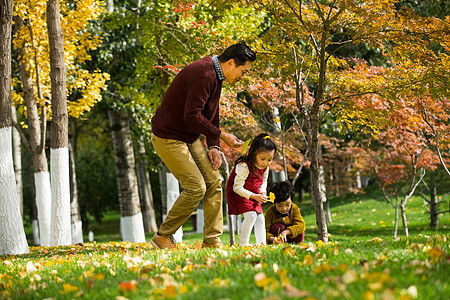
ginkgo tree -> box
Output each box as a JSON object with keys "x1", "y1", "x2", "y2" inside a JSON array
[
  {"x1": 12, "y1": 0, "x2": 108, "y2": 246},
  {"x1": 0, "y1": 0, "x2": 29, "y2": 256}
]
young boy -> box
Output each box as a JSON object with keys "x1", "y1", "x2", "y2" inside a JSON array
[{"x1": 265, "y1": 181, "x2": 305, "y2": 244}]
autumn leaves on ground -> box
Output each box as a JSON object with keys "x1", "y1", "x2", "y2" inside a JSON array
[{"x1": 1, "y1": 193, "x2": 449, "y2": 300}]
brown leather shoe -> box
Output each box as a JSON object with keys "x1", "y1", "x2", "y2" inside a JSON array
[
  {"x1": 201, "y1": 241, "x2": 224, "y2": 249},
  {"x1": 151, "y1": 232, "x2": 177, "y2": 249}
]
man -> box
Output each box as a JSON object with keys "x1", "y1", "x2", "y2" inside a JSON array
[{"x1": 150, "y1": 41, "x2": 256, "y2": 249}]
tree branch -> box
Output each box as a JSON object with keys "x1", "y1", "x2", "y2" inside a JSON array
[
  {"x1": 421, "y1": 195, "x2": 431, "y2": 213},
  {"x1": 381, "y1": 186, "x2": 395, "y2": 209},
  {"x1": 422, "y1": 107, "x2": 450, "y2": 176}
]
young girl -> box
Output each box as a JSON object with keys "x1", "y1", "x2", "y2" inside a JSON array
[
  {"x1": 265, "y1": 181, "x2": 305, "y2": 244},
  {"x1": 226, "y1": 133, "x2": 277, "y2": 246}
]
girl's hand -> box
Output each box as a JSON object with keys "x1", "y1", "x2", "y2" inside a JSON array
[{"x1": 250, "y1": 193, "x2": 267, "y2": 204}]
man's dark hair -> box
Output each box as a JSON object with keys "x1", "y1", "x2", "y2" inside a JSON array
[
  {"x1": 267, "y1": 181, "x2": 295, "y2": 203},
  {"x1": 218, "y1": 41, "x2": 256, "y2": 66}
]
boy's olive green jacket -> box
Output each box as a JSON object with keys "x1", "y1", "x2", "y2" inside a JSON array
[{"x1": 264, "y1": 203, "x2": 306, "y2": 243}]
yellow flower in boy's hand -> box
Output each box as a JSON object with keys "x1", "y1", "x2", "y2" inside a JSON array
[
  {"x1": 268, "y1": 192, "x2": 276, "y2": 203},
  {"x1": 273, "y1": 235, "x2": 284, "y2": 245}
]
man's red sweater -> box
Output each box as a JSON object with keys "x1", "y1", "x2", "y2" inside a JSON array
[{"x1": 151, "y1": 56, "x2": 222, "y2": 148}]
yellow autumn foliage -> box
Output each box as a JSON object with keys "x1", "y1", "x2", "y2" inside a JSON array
[{"x1": 12, "y1": 0, "x2": 109, "y2": 120}]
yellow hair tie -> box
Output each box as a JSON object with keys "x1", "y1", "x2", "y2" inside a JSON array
[{"x1": 263, "y1": 135, "x2": 270, "y2": 139}]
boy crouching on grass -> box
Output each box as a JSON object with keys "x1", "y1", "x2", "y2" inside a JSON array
[{"x1": 265, "y1": 181, "x2": 305, "y2": 244}]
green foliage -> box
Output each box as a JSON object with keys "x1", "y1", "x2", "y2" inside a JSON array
[{"x1": 73, "y1": 108, "x2": 119, "y2": 226}]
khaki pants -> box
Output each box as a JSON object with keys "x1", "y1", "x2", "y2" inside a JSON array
[{"x1": 151, "y1": 134, "x2": 223, "y2": 244}]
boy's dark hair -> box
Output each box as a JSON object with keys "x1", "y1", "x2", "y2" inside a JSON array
[
  {"x1": 268, "y1": 181, "x2": 295, "y2": 203},
  {"x1": 218, "y1": 41, "x2": 256, "y2": 66},
  {"x1": 235, "y1": 133, "x2": 277, "y2": 174}
]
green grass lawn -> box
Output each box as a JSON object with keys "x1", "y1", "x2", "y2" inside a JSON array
[{"x1": 3, "y1": 191, "x2": 449, "y2": 299}]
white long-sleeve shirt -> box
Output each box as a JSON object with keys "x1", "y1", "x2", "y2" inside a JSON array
[{"x1": 232, "y1": 162, "x2": 269, "y2": 199}]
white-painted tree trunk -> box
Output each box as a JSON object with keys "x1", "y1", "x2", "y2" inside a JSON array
[
  {"x1": 120, "y1": 213, "x2": 146, "y2": 243},
  {"x1": 11, "y1": 106, "x2": 23, "y2": 217},
  {"x1": 69, "y1": 142, "x2": 83, "y2": 244},
  {"x1": 0, "y1": 0, "x2": 29, "y2": 255},
  {"x1": 196, "y1": 205, "x2": 204, "y2": 234},
  {"x1": 34, "y1": 171, "x2": 52, "y2": 246},
  {"x1": 271, "y1": 170, "x2": 286, "y2": 182},
  {"x1": 160, "y1": 170, "x2": 183, "y2": 242},
  {"x1": 356, "y1": 170, "x2": 362, "y2": 189},
  {"x1": 71, "y1": 221, "x2": 83, "y2": 244},
  {"x1": 0, "y1": 127, "x2": 29, "y2": 255},
  {"x1": 108, "y1": 109, "x2": 145, "y2": 243},
  {"x1": 32, "y1": 219, "x2": 40, "y2": 245},
  {"x1": 50, "y1": 148, "x2": 71, "y2": 246}
]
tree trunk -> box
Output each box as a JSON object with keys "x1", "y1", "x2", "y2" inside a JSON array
[
  {"x1": 108, "y1": 108, "x2": 145, "y2": 242},
  {"x1": 319, "y1": 165, "x2": 331, "y2": 224},
  {"x1": 393, "y1": 196, "x2": 399, "y2": 239},
  {"x1": 158, "y1": 168, "x2": 183, "y2": 242},
  {"x1": 14, "y1": 15, "x2": 52, "y2": 247},
  {"x1": 399, "y1": 201, "x2": 409, "y2": 237},
  {"x1": 308, "y1": 110, "x2": 328, "y2": 242},
  {"x1": 11, "y1": 106, "x2": 23, "y2": 218},
  {"x1": 69, "y1": 142, "x2": 83, "y2": 243},
  {"x1": 295, "y1": 30, "x2": 329, "y2": 243},
  {"x1": 47, "y1": 0, "x2": 71, "y2": 246},
  {"x1": 429, "y1": 171, "x2": 438, "y2": 229},
  {"x1": 135, "y1": 139, "x2": 158, "y2": 233},
  {"x1": 0, "y1": 0, "x2": 29, "y2": 255},
  {"x1": 25, "y1": 161, "x2": 40, "y2": 245}
]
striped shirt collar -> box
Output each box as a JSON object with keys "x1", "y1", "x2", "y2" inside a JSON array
[{"x1": 212, "y1": 55, "x2": 225, "y2": 81}]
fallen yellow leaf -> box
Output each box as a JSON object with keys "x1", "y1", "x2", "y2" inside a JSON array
[
  {"x1": 93, "y1": 273, "x2": 105, "y2": 280},
  {"x1": 367, "y1": 237, "x2": 383, "y2": 243},
  {"x1": 282, "y1": 246, "x2": 296, "y2": 257},
  {"x1": 26, "y1": 261, "x2": 36, "y2": 273},
  {"x1": 62, "y1": 283, "x2": 79, "y2": 294},
  {"x1": 303, "y1": 254, "x2": 314, "y2": 265},
  {"x1": 364, "y1": 290, "x2": 374, "y2": 300},
  {"x1": 284, "y1": 284, "x2": 310, "y2": 298},
  {"x1": 163, "y1": 285, "x2": 177, "y2": 298},
  {"x1": 428, "y1": 246, "x2": 446, "y2": 261},
  {"x1": 342, "y1": 269, "x2": 358, "y2": 284}
]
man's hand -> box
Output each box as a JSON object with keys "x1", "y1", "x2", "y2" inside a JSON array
[
  {"x1": 208, "y1": 147, "x2": 223, "y2": 170},
  {"x1": 220, "y1": 132, "x2": 243, "y2": 148}
]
